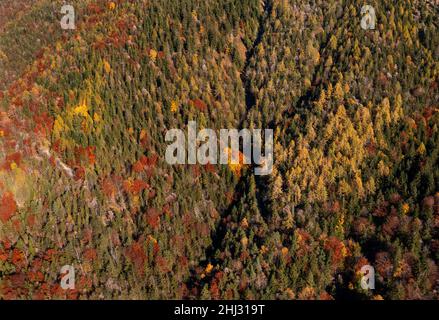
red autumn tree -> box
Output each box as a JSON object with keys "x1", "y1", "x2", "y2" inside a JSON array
[{"x1": 0, "y1": 192, "x2": 17, "y2": 223}]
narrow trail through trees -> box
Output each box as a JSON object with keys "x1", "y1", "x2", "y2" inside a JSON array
[
  {"x1": 186, "y1": 1, "x2": 275, "y2": 291},
  {"x1": 241, "y1": 0, "x2": 273, "y2": 115}
]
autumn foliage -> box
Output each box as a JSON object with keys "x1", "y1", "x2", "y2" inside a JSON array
[{"x1": 0, "y1": 192, "x2": 17, "y2": 223}]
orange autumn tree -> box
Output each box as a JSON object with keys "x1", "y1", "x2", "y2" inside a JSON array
[
  {"x1": 0, "y1": 191, "x2": 17, "y2": 223},
  {"x1": 223, "y1": 147, "x2": 246, "y2": 177}
]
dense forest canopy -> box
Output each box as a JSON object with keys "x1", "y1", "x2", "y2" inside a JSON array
[{"x1": 0, "y1": 0, "x2": 438, "y2": 300}]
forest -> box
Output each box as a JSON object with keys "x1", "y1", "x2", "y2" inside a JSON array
[{"x1": 0, "y1": 0, "x2": 438, "y2": 300}]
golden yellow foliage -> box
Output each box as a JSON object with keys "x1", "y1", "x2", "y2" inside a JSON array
[
  {"x1": 417, "y1": 142, "x2": 426, "y2": 155},
  {"x1": 147, "y1": 235, "x2": 158, "y2": 244},
  {"x1": 260, "y1": 245, "x2": 268, "y2": 254},
  {"x1": 103, "y1": 59, "x2": 112, "y2": 73},
  {"x1": 241, "y1": 236, "x2": 248, "y2": 248},
  {"x1": 53, "y1": 115, "x2": 68, "y2": 138},
  {"x1": 149, "y1": 49, "x2": 158, "y2": 61},
  {"x1": 393, "y1": 263, "x2": 403, "y2": 278},
  {"x1": 205, "y1": 263, "x2": 213, "y2": 273},
  {"x1": 304, "y1": 78, "x2": 311, "y2": 88},
  {"x1": 0, "y1": 49, "x2": 7, "y2": 61},
  {"x1": 192, "y1": 54, "x2": 199, "y2": 65},
  {"x1": 191, "y1": 10, "x2": 198, "y2": 20},
  {"x1": 307, "y1": 41, "x2": 320, "y2": 65},
  {"x1": 132, "y1": 195, "x2": 140, "y2": 207},
  {"x1": 341, "y1": 242, "x2": 348, "y2": 258},
  {"x1": 295, "y1": 230, "x2": 303, "y2": 243},
  {"x1": 335, "y1": 214, "x2": 345, "y2": 237},
  {"x1": 55, "y1": 41, "x2": 62, "y2": 52},
  {"x1": 224, "y1": 147, "x2": 246, "y2": 177},
  {"x1": 93, "y1": 113, "x2": 101, "y2": 123},
  {"x1": 82, "y1": 261, "x2": 92, "y2": 274},
  {"x1": 10, "y1": 162, "x2": 17, "y2": 170},
  {"x1": 73, "y1": 100, "x2": 90, "y2": 118},
  {"x1": 140, "y1": 129, "x2": 147, "y2": 141},
  {"x1": 334, "y1": 82, "x2": 344, "y2": 100},
  {"x1": 402, "y1": 203, "x2": 410, "y2": 214},
  {"x1": 315, "y1": 90, "x2": 326, "y2": 111},
  {"x1": 378, "y1": 160, "x2": 390, "y2": 177},
  {"x1": 170, "y1": 100, "x2": 178, "y2": 113}
]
